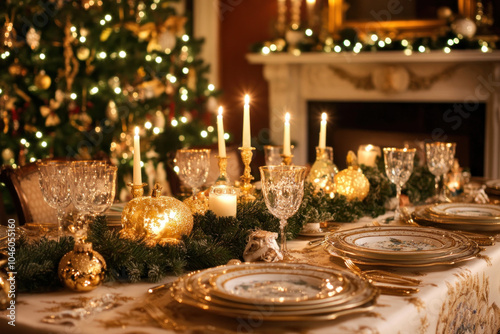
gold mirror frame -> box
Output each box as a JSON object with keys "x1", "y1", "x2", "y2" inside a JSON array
[{"x1": 328, "y1": 0, "x2": 476, "y2": 38}]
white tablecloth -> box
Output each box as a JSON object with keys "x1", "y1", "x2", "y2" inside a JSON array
[{"x1": 3, "y1": 214, "x2": 500, "y2": 334}]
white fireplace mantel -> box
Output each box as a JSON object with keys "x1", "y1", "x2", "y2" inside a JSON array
[{"x1": 247, "y1": 50, "x2": 500, "y2": 178}]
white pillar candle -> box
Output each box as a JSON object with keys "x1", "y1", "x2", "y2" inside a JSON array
[
  {"x1": 217, "y1": 106, "x2": 226, "y2": 158},
  {"x1": 242, "y1": 95, "x2": 251, "y2": 148},
  {"x1": 133, "y1": 126, "x2": 142, "y2": 185},
  {"x1": 209, "y1": 190, "x2": 237, "y2": 217},
  {"x1": 283, "y1": 112, "x2": 291, "y2": 156},
  {"x1": 319, "y1": 112, "x2": 327, "y2": 149},
  {"x1": 357, "y1": 144, "x2": 381, "y2": 167}
]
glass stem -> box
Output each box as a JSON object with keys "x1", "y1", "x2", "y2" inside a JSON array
[
  {"x1": 279, "y1": 219, "x2": 287, "y2": 254},
  {"x1": 56, "y1": 208, "x2": 65, "y2": 239},
  {"x1": 192, "y1": 187, "x2": 199, "y2": 198},
  {"x1": 435, "y1": 175, "x2": 441, "y2": 197},
  {"x1": 395, "y1": 184, "x2": 402, "y2": 221}
]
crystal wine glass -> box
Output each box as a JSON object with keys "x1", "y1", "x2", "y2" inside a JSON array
[
  {"x1": 89, "y1": 165, "x2": 117, "y2": 217},
  {"x1": 175, "y1": 149, "x2": 211, "y2": 197},
  {"x1": 425, "y1": 142, "x2": 456, "y2": 203},
  {"x1": 37, "y1": 161, "x2": 71, "y2": 238},
  {"x1": 69, "y1": 160, "x2": 107, "y2": 242},
  {"x1": 259, "y1": 165, "x2": 307, "y2": 259},
  {"x1": 383, "y1": 148, "x2": 416, "y2": 221}
]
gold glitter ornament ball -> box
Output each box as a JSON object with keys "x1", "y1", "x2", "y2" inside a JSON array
[
  {"x1": 120, "y1": 190, "x2": 194, "y2": 244},
  {"x1": 58, "y1": 243, "x2": 106, "y2": 292},
  {"x1": 334, "y1": 151, "x2": 370, "y2": 201},
  {"x1": 0, "y1": 271, "x2": 11, "y2": 310},
  {"x1": 34, "y1": 71, "x2": 52, "y2": 90}
]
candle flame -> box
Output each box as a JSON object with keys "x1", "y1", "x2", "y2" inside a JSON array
[
  {"x1": 285, "y1": 112, "x2": 290, "y2": 122},
  {"x1": 321, "y1": 112, "x2": 327, "y2": 122},
  {"x1": 306, "y1": 0, "x2": 315, "y2": 4},
  {"x1": 134, "y1": 126, "x2": 139, "y2": 136},
  {"x1": 244, "y1": 94, "x2": 250, "y2": 105},
  {"x1": 218, "y1": 106, "x2": 223, "y2": 116},
  {"x1": 365, "y1": 144, "x2": 373, "y2": 151}
]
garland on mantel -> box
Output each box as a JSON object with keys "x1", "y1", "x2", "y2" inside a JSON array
[
  {"x1": 251, "y1": 27, "x2": 498, "y2": 55},
  {"x1": 14, "y1": 161, "x2": 434, "y2": 292}
]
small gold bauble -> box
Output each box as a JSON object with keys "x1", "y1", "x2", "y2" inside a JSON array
[
  {"x1": 0, "y1": 271, "x2": 11, "y2": 310},
  {"x1": 183, "y1": 191, "x2": 209, "y2": 215},
  {"x1": 76, "y1": 46, "x2": 90, "y2": 61},
  {"x1": 334, "y1": 150, "x2": 370, "y2": 201},
  {"x1": 58, "y1": 242, "x2": 106, "y2": 292},
  {"x1": 8, "y1": 63, "x2": 22, "y2": 76},
  {"x1": 120, "y1": 184, "x2": 194, "y2": 245},
  {"x1": 34, "y1": 71, "x2": 52, "y2": 90}
]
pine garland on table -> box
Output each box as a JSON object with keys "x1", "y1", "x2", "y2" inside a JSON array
[{"x1": 13, "y1": 163, "x2": 435, "y2": 292}]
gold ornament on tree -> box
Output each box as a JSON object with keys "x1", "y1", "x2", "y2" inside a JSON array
[
  {"x1": 77, "y1": 46, "x2": 90, "y2": 61},
  {"x1": 334, "y1": 151, "x2": 370, "y2": 201},
  {"x1": 34, "y1": 70, "x2": 52, "y2": 90},
  {"x1": 1, "y1": 20, "x2": 15, "y2": 49},
  {"x1": 120, "y1": 183, "x2": 194, "y2": 246},
  {"x1": 58, "y1": 242, "x2": 106, "y2": 292},
  {"x1": 26, "y1": 27, "x2": 41, "y2": 50}
]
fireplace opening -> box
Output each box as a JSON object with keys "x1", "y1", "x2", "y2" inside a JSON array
[{"x1": 307, "y1": 101, "x2": 486, "y2": 176}]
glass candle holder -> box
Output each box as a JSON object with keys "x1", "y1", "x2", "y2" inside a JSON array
[
  {"x1": 307, "y1": 146, "x2": 338, "y2": 196},
  {"x1": 264, "y1": 145, "x2": 294, "y2": 166},
  {"x1": 209, "y1": 185, "x2": 237, "y2": 217}
]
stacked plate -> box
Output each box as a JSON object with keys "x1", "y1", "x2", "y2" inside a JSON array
[
  {"x1": 325, "y1": 226, "x2": 481, "y2": 268},
  {"x1": 413, "y1": 203, "x2": 500, "y2": 232},
  {"x1": 171, "y1": 262, "x2": 378, "y2": 321},
  {"x1": 485, "y1": 180, "x2": 500, "y2": 197}
]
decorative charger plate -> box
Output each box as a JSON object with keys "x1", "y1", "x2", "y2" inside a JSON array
[
  {"x1": 170, "y1": 262, "x2": 378, "y2": 321},
  {"x1": 329, "y1": 226, "x2": 471, "y2": 261}
]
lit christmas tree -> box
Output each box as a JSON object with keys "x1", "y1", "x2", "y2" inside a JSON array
[{"x1": 0, "y1": 0, "x2": 220, "y2": 197}]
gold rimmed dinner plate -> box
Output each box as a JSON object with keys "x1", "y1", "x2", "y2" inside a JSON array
[
  {"x1": 209, "y1": 268, "x2": 347, "y2": 306},
  {"x1": 325, "y1": 240, "x2": 481, "y2": 268},
  {"x1": 188, "y1": 263, "x2": 356, "y2": 306},
  {"x1": 427, "y1": 203, "x2": 500, "y2": 221},
  {"x1": 413, "y1": 207, "x2": 500, "y2": 232},
  {"x1": 485, "y1": 180, "x2": 500, "y2": 191},
  {"x1": 170, "y1": 263, "x2": 378, "y2": 321},
  {"x1": 329, "y1": 226, "x2": 469, "y2": 261}
]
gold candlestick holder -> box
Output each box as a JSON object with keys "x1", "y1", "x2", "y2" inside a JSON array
[
  {"x1": 238, "y1": 147, "x2": 256, "y2": 202},
  {"x1": 127, "y1": 182, "x2": 148, "y2": 198},
  {"x1": 281, "y1": 154, "x2": 294, "y2": 166},
  {"x1": 215, "y1": 156, "x2": 229, "y2": 185}
]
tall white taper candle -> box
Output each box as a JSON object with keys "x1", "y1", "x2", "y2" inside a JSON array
[
  {"x1": 242, "y1": 95, "x2": 251, "y2": 148},
  {"x1": 217, "y1": 106, "x2": 226, "y2": 158},
  {"x1": 283, "y1": 112, "x2": 291, "y2": 156},
  {"x1": 319, "y1": 112, "x2": 327, "y2": 149},
  {"x1": 133, "y1": 126, "x2": 142, "y2": 185}
]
